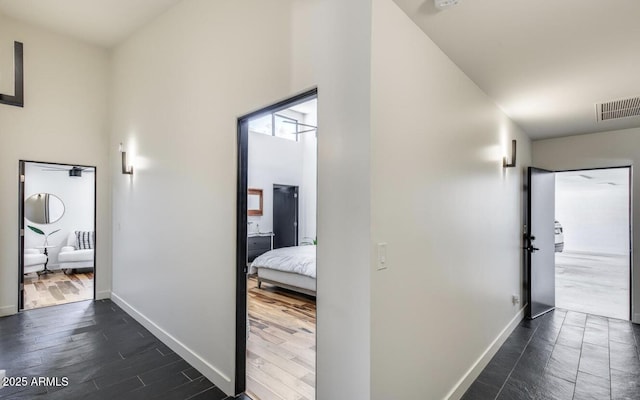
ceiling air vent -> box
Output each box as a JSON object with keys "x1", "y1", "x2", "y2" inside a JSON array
[{"x1": 596, "y1": 96, "x2": 640, "y2": 122}]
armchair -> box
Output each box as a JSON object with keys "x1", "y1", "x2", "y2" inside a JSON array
[
  {"x1": 58, "y1": 231, "x2": 94, "y2": 271},
  {"x1": 24, "y1": 248, "x2": 46, "y2": 274}
]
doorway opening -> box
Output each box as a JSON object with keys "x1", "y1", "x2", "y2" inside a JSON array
[
  {"x1": 555, "y1": 167, "x2": 631, "y2": 320},
  {"x1": 236, "y1": 89, "x2": 317, "y2": 399},
  {"x1": 19, "y1": 161, "x2": 96, "y2": 311}
]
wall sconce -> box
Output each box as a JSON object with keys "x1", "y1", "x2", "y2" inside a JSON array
[
  {"x1": 119, "y1": 143, "x2": 133, "y2": 175},
  {"x1": 503, "y1": 139, "x2": 517, "y2": 168}
]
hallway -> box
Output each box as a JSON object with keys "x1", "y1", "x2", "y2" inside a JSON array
[
  {"x1": 0, "y1": 300, "x2": 230, "y2": 399},
  {"x1": 463, "y1": 310, "x2": 640, "y2": 400}
]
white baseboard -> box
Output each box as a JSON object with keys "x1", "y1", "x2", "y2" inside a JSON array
[
  {"x1": 110, "y1": 293, "x2": 232, "y2": 394},
  {"x1": 0, "y1": 305, "x2": 17, "y2": 317},
  {"x1": 95, "y1": 290, "x2": 111, "y2": 300},
  {"x1": 633, "y1": 312, "x2": 640, "y2": 324},
  {"x1": 446, "y1": 307, "x2": 526, "y2": 400}
]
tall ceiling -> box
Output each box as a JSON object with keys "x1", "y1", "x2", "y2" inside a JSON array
[
  {"x1": 1, "y1": 0, "x2": 638, "y2": 139},
  {"x1": 0, "y1": 0, "x2": 183, "y2": 48},
  {"x1": 393, "y1": 0, "x2": 640, "y2": 140}
]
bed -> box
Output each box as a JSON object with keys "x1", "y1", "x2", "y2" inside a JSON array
[{"x1": 249, "y1": 245, "x2": 316, "y2": 296}]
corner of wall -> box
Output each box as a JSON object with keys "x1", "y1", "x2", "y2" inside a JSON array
[
  {"x1": 0, "y1": 305, "x2": 17, "y2": 317},
  {"x1": 111, "y1": 293, "x2": 233, "y2": 395},
  {"x1": 95, "y1": 290, "x2": 111, "y2": 300},
  {"x1": 447, "y1": 307, "x2": 526, "y2": 399}
]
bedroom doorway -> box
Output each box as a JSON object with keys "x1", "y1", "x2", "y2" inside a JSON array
[
  {"x1": 236, "y1": 89, "x2": 318, "y2": 400},
  {"x1": 18, "y1": 160, "x2": 96, "y2": 311}
]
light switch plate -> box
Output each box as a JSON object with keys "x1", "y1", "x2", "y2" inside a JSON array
[{"x1": 377, "y1": 243, "x2": 388, "y2": 270}]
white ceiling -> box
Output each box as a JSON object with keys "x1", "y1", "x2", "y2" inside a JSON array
[
  {"x1": 556, "y1": 168, "x2": 629, "y2": 188},
  {"x1": 1, "y1": 0, "x2": 637, "y2": 139},
  {"x1": 0, "y1": 0, "x2": 183, "y2": 48},
  {"x1": 393, "y1": 0, "x2": 640, "y2": 140}
]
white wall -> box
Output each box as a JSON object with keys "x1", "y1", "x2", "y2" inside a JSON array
[
  {"x1": 0, "y1": 39, "x2": 14, "y2": 94},
  {"x1": 110, "y1": 0, "x2": 296, "y2": 394},
  {"x1": 291, "y1": 0, "x2": 373, "y2": 398},
  {"x1": 0, "y1": 12, "x2": 111, "y2": 316},
  {"x1": 369, "y1": 1, "x2": 531, "y2": 398},
  {"x1": 247, "y1": 110, "x2": 317, "y2": 242},
  {"x1": 111, "y1": 0, "x2": 373, "y2": 397},
  {"x1": 532, "y1": 127, "x2": 640, "y2": 323},
  {"x1": 24, "y1": 163, "x2": 95, "y2": 267},
  {"x1": 248, "y1": 131, "x2": 303, "y2": 236},
  {"x1": 556, "y1": 171, "x2": 630, "y2": 255},
  {"x1": 299, "y1": 111, "x2": 317, "y2": 241}
]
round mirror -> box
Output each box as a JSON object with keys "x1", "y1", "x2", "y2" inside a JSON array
[{"x1": 25, "y1": 193, "x2": 65, "y2": 224}]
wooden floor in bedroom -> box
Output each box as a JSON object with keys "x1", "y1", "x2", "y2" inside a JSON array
[
  {"x1": 23, "y1": 270, "x2": 94, "y2": 310},
  {"x1": 246, "y1": 276, "x2": 316, "y2": 400}
]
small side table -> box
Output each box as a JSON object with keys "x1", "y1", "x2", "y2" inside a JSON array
[{"x1": 36, "y1": 245, "x2": 56, "y2": 275}]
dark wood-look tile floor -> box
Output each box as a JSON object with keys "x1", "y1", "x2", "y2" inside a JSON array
[
  {"x1": 462, "y1": 309, "x2": 640, "y2": 400},
  {"x1": 0, "y1": 299, "x2": 234, "y2": 400}
]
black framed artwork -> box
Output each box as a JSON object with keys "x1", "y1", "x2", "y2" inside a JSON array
[{"x1": 0, "y1": 41, "x2": 24, "y2": 108}]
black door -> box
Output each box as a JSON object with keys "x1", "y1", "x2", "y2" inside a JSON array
[
  {"x1": 273, "y1": 184, "x2": 298, "y2": 249},
  {"x1": 18, "y1": 161, "x2": 25, "y2": 310},
  {"x1": 527, "y1": 167, "x2": 556, "y2": 319}
]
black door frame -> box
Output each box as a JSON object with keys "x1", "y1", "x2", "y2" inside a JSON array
[
  {"x1": 235, "y1": 88, "x2": 317, "y2": 395},
  {"x1": 552, "y1": 165, "x2": 633, "y2": 321},
  {"x1": 18, "y1": 161, "x2": 25, "y2": 309},
  {"x1": 18, "y1": 160, "x2": 98, "y2": 311}
]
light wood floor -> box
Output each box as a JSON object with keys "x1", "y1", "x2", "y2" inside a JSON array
[
  {"x1": 23, "y1": 270, "x2": 94, "y2": 310},
  {"x1": 246, "y1": 276, "x2": 316, "y2": 400}
]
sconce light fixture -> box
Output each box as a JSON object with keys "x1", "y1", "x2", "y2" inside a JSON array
[
  {"x1": 119, "y1": 143, "x2": 133, "y2": 175},
  {"x1": 503, "y1": 139, "x2": 517, "y2": 168}
]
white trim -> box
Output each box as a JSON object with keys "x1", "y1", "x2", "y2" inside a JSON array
[
  {"x1": 0, "y1": 305, "x2": 17, "y2": 317},
  {"x1": 111, "y1": 293, "x2": 232, "y2": 393},
  {"x1": 95, "y1": 290, "x2": 111, "y2": 300},
  {"x1": 446, "y1": 307, "x2": 526, "y2": 400}
]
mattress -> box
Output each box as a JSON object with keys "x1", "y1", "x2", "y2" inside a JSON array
[{"x1": 249, "y1": 245, "x2": 316, "y2": 278}]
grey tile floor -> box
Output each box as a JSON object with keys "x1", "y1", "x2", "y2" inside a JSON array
[
  {"x1": 0, "y1": 299, "x2": 233, "y2": 399},
  {"x1": 556, "y1": 251, "x2": 629, "y2": 320},
  {"x1": 462, "y1": 309, "x2": 640, "y2": 400}
]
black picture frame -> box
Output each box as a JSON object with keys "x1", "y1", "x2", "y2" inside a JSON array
[{"x1": 0, "y1": 41, "x2": 24, "y2": 108}]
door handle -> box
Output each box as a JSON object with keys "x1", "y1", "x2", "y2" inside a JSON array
[{"x1": 525, "y1": 245, "x2": 539, "y2": 253}]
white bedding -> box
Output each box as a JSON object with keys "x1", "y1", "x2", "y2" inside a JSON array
[{"x1": 249, "y1": 245, "x2": 316, "y2": 278}]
